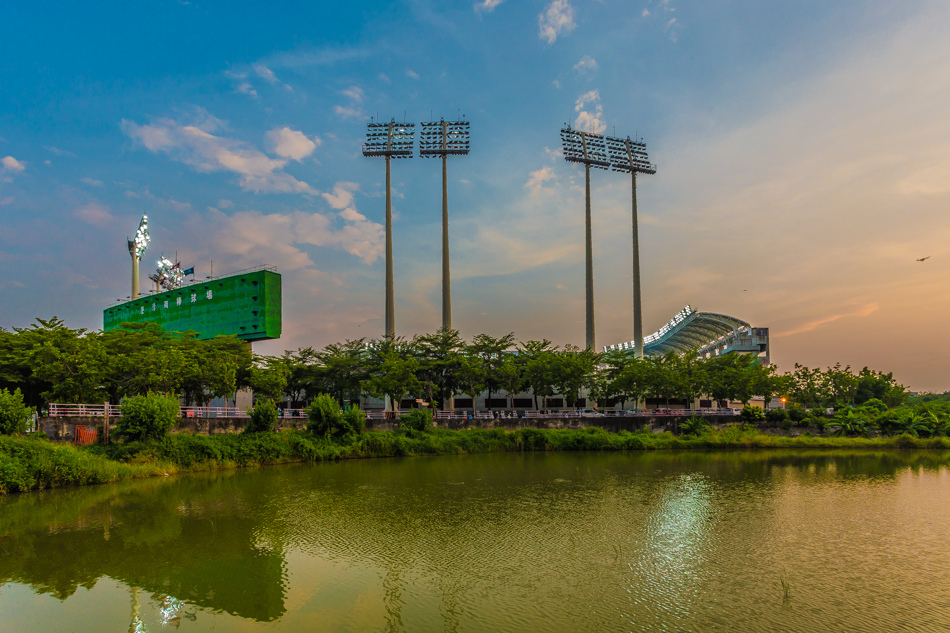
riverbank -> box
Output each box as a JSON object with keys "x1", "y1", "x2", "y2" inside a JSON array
[{"x1": 3, "y1": 426, "x2": 950, "y2": 493}]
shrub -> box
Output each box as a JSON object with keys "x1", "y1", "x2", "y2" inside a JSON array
[
  {"x1": 115, "y1": 393, "x2": 179, "y2": 442},
  {"x1": 400, "y1": 408, "x2": 432, "y2": 434},
  {"x1": 244, "y1": 398, "x2": 279, "y2": 434},
  {"x1": 765, "y1": 408, "x2": 789, "y2": 425},
  {"x1": 679, "y1": 416, "x2": 709, "y2": 436},
  {"x1": 0, "y1": 389, "x2": 33, "y2": 436},
  {"x1": 740, "y1": 405, "x2": 765, "y2": 422},
  {"x1": 787, "y1": 404, "x2": 807, "y2": 423},
  {"x1": 343, "y1": 406, "x2": 367, "y2": 435},
  {"x1": 306, "y1": 394, "x2": 352, "y2": 438},
  {"x1": 862, "y1": 398, "x2": 889, "y2": 415}
]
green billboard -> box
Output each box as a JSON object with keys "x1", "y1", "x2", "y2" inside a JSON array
[{"x1": 103, "y1": 269, "x2": 281, "y2": 341}]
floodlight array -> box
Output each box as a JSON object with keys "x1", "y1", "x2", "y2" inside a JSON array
[
  {"x1": 605, "y1": 136, "x2": 657, "y2": 175},
  {"x1": 560, "y1": 127, "x2": 610, "y2": 169},
  {"x1": 148, "y1": 256, "x2": 185, "y2": 291},
  {"x1": 419, "y1": 120, "x2": 471, "y2": 157},
  {"x1": 128, "y1": 214, "x2": 150, "y2": 260},
  {"x1": 363, "y1": 121, "x2": 416, "y2": 158}
]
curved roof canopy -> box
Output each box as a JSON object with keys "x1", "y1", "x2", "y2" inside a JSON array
[{"x1": 605, "y1": 306, "x2": 752, "y2": 356}]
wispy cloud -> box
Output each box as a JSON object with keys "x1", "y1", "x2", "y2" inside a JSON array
[
  {"x1": 474, "y1": 0, "x2": 504, "y2": 13},
  {"x1": 573, "y1": 55, "x2": 598, "y2": 75},
  {"x1": 574, "y1": 90, "x2": 605, "y2": 134},
  {"x1": 79, "y1": 177, "x2": 103, "y2": 187},
  {"x1": 321, "y1": 181, "x2": 359, "y2": 209},
  {"x1": 253, "y1": 64, "x2": 279, "y2": 84},
  {"x1": 406, "y1": 69, "x2": 420, "y2": 79},
  {"x1": 334, "y1": 85, "x2": 365, "y2": 120},
  {"x1": 539, "y1": 0, "x2": 576, "y2": 45},
  {"x1": 1, "y1": 156, "x2": 25, "y2": 174},
  {"x1": 72, "y1": 202, "x2": 115, "y2": 227},
  {"x1": 264, "y1": 127, "x2": 321, "y2": 161},
  {"x1": 122, "y1": 115, "x2": 316, "y2": 194},
  {"x1": 776, "y1": 304, "x2": 879, "y2": 337},
  {"x1": 525, "y1": 166, "x2": 557, "y2": 197}
]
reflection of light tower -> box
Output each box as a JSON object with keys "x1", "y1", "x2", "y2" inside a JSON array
[
  {"x1": 363, "y1": 119, "x2": 415, "y2": 338},
  {"x1": 420, "y1": 118, "x2": 470, "y2": 332},
  {"x1": 606, "y1": 134, "x2": 656, "y2": 358},
  {"x1": 127, "y1": 214, "x2": 150, "y2": 300},
  {"x1": 560, "y1": 126, "x2": 610, "y2": 350}
]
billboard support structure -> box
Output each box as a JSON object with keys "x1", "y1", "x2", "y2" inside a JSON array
[{"x1": 363, "y1": 119, "x2": 415, "y2": 338}]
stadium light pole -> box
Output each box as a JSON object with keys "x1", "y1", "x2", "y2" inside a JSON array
[
  {"x1": 605, "y1": 134, "x2": 656, "y2": 358},
  {"x1": 363, "y1": 119, "x2": 415, "y2": 338},
  {"x1": 127, "y1": 214, "x2": 150, "y2": 300},
  {"x1": 420, "y1": 118, "x2": 470, "y2": 332},
  {"x1": 560, "y1": 126, "x2": 610, "y2": 351}
]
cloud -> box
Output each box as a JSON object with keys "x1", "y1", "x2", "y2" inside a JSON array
[
  {"x1": 253, "y1": 64, "x2": 279, "y2": 84},
  {"x1": 475, "y1": 0, "x2": 505, "y2": 12},
  {"x1": 264, "y1": 127, "x2": 321, "y2": 161},
  {"x1": 322, "y1": 181, "x2": 359, "y2": 209},
  {"x1": 196, "y1": 205, "x2": 383, "y2": 267},
  {"x1": 123, "y1": 116, "x2": 316, "y2": 194},
  {"x1": 0, "y1": 196, "x2": 13, "y2": 206},
  {"x1": 538, "y1": 0, "x2": 576, "y2": 44},
  {"x1": 406, "y1": 69, "x2": 420, "y2": 79},
  {"x1": 1, "y1": 156, "x2": 25, "y2": 174},
  {"x1": 642, "y1": 8, "x2": 650, "y2": 17},
  {"x1": 776, "y1": 304, "x2": 879, "y2": 338},
  {"x1": 378, "y1": 73, "x2": 391, "y2": 84},
  {"x1": 80, "y1": 177, "x2": 103, "y2": 187},
  {"x1": 334, "y1": 85, "x2": 365, "y2": 120},
  {"x1": 72, "y1": 202, "x2": 115, "y2": 227},
  {"x1": 665, "y1": 17, "x2": 678, "y2": 43},
  {"x1": 525, "y1": 166, "x2": 557, "y2": 197},
  {"x1": 45, "y1": 146, "x2": 75, "y2": 157},
  {"x1": 552, "y1": 80, "x2": 561, "y2": 89},
  {"x1": 573, "y1": 55, "x2": 598, "y2": 75},
  {"x1": 574, "y1": 90, "x2": 606, "y2": 134}
]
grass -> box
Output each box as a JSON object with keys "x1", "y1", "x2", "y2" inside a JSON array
[{"x1": 3, "y1": 424, "x2": 950, "y2": 494}]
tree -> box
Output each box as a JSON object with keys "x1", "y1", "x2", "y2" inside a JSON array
[
  {"x1": 610, "y1": 355, "x2": 651, "y2": 410},
  {"x1": 519, "y1": 339, "x2": 557, "y2": 410},
  {"x1": 0, "y1": 388, "x2": 33, "y2": 435},
  {"x1": 413, "y1": 328, "x2": 465, "y2": 410},
  {"x1": 549, "y1": 345, "x2": 597, "y2": 409},
  {"x1": 363, "y1": 338, "x2": 422, "y2": 413},
  {"x1": 249, "y1": 355, "x2": 290, "y2": 401},
  {"x1": 456, "y1": 356, "x2": 486, "y2": 410},
  {"x1": 314, "y1": 339, "x2": 368, "y2": 407},
  {"x1": 467, "y1": 333, "x2": 515, "y2": 411},
  {"x1": 115, "y1": 392, "x2": 180, "y2": 442},
  {"x1": 496, "y1": 354, "x2": 525, "y2": 410}
]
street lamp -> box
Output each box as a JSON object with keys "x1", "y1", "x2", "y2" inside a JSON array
[
  {"x1": 605, "y1": 134, "x2": 656, "y2": 358},
  {"x1": 560, "y1": 125, "x2": 610, "y2": 351},
  {"x1": 419, "y1": 118, "x2": 470, "y2": 332},
  {"x1": 127, "y1": 214, "x2": 150, "y2": 300},
  {"x1": 363, "y1": 119, "x2": 415, "y2": 338}
]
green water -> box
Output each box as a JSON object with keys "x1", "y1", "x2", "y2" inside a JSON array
[{"x1": 2, "y1": 450, "x2": 950, "y2": 632}]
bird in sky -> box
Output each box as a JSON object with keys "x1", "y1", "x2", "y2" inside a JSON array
[{"x1": 916, "y1": 256, "x2": 931, "y2": 262}]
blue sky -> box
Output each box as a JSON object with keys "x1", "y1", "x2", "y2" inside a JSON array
[{"x1": 2, "y1": 1, "x2": 949, "y2": 390}]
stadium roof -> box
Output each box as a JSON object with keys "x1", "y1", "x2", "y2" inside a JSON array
[{"x1": 604, "y1": 306, "x2": 754, "y2": 356}]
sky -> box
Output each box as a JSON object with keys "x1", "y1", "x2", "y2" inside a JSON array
[{"x1": 1, "y1": 0, "x2": 948, "y2": 391}]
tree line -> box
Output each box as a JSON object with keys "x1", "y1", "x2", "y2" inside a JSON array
[{"x1": 1, "y1": 318, "x2": 911, "y2": 413}]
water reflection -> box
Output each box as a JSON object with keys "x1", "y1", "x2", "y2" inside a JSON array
[{"x1": 1, "y1": 450, "x2": 949, "y2": 632}]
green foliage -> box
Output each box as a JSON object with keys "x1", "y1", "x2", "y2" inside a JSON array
[
  {"x1": 306, "y1": 393, "x2": 343, "y2": 437},
  {"x1": 115, "y1": 393, "x2": 180, "y2": 442},
  {"x1": 765, "y1": 407, "x2": 789, "y2": 425},
  {"x1": 832, "y1": 409, "x2": 870, "y2": 437},
  {"x1": 787, "y1": 404, "x2": 807, "y2": 423},
  {"x1": 400, "y1": 408, "x2": 433, "y2": 434},
  {"x1": 244, "y1": 398, "x2": 278, "y2": 434},
  {"x1": 740, "y1": 405, "x2": 765, "y2": 422},
  {"x1": 679, "y1": 416, "x2": 709, "y2": 436},
  {"x1": 0, "y1": 388, "x2": 33, "y2": 436},
  {"x1": 343, "y1": 406, "x2": 367, "y2": 435}
]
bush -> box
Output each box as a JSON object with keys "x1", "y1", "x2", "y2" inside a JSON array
[
  {"x1": 0, "y1": 389, "x2": 33, "y2": 436},
  {"x1": 765, "y1": 408, "x2": 789, "y2": 425},
  {"x1": 244, "y1": 398, "x2": 279, "y2": 434},
  {"x1": 787, "y1": 404, "x2": 807, "y2": 423},
  {"x1": 740, "y1": 405, "x2": 765, "y2": 422},
  {"x1": 343, "y1": 406, "x2": 367, "y2": 435},
  {"x1": 306, "y1": 394, "x2": 357, "y2": 439},
  {"x1": 400, "y1": 408, "x2": 433, "y2": 434},
  {"x1": 679, "y1": 416, "x2": 709, "y2": 436},
  {"x1": 115, "y1": 393, "x2": 179, "y2": 442}
]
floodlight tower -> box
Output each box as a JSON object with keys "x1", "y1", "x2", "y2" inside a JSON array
[
  {"x1": 420, "y1": 118, "x2": 470, "y2": 331},
  {"x1": 560, "y1": 126, "x2": 610, "y2": 351},
  {"x1": 127, "y1": 214, "x2": 150, "y2": 299},
  {"x1": 363, "y1": 119, "x2": 415, "y2": 337},
  {"x1": 606, "y1": 135, "x2": 656, "y2": 357}
]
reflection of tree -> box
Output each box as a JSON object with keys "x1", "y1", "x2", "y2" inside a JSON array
[{"x1": 0, "y1": 471, "x2": 288, "y2": 622}]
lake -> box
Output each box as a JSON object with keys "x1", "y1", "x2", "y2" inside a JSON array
[{"x1": 2, "y1": 450, "x2": 949, "y2": 632}]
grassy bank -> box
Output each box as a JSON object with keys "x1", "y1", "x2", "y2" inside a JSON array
[{"x1": 4, "y1": 426, "x2": 950, "y2": 494}]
